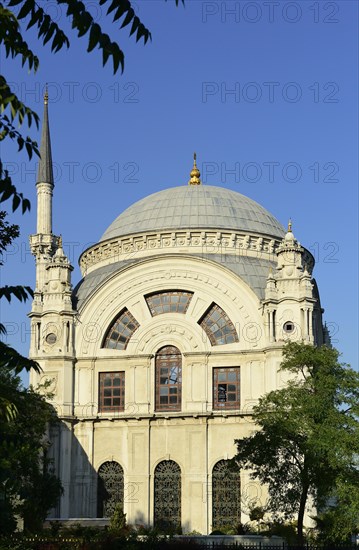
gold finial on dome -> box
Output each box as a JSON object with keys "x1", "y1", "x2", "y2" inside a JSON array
[
  {"x1": 44, "y1": 83, "x2": 48, "y2": 105},
  {"x1": 188, "y1": 152, "x2": 201, "y2": 185},
  {"x1": 288, "y1": 218, "x2": 292, "y2": 232}
]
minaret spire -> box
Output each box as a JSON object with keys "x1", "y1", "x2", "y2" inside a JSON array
[
  {"x1": 36, "y1": 86, "x2": 54, "y2": 234},
  {"x1": 37, "y1": 85, "x2": 54, "y2": 187}
]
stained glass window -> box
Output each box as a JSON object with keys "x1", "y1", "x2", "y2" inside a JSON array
[
  {"x1": 97, "y1": 461, "x2": 124, "y2": 518},
  {"x1": 212, "y1": 460, "x2": 241, "y2": 529},
  {"x1": 199, "y1": 303, "x2": 238, "y2": 346},
  {"x1": 154, "y1": 460, "x2": 181, "y2": 530},
  {"x1": 99, "y1": 372, "x2": 125, "y2": 412},
  {"x1": 103, "y1": 309, "x2": 139, "y2": 350},
  {"x1": 213, "y1": 367, "x2": 240, "y2": 410},
  {"x1": 146, "y1": 291, "x2": 193, "y2": 316},
  {"x1": 155, "y1": 346, "x2": 182, "y2": 411}
]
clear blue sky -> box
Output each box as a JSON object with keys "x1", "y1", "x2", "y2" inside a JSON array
[{"x1": 1, "y1": 0, "x2": 358, "y2": 384}]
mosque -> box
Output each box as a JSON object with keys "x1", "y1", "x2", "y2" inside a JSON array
[{"x1": 29, "y1": 95, "x2": 327, "y2": 533}]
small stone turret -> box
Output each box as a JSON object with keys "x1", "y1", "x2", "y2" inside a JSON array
[{"x1": 263, "y1": 220, "x2": 322, "y2": 344}]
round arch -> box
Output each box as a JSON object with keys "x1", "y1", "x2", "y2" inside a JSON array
[
  {"x1": 77, "y1": 255, "x2": 264, "y2": 357},
  {"x1": 97, "y1": 460, "x2": 124, "y2": 518},
  {"x1": 212, "y1": 459, "x2": 241, "y2": 530},
  {"x1": 154, "y1": 460, "x2": 181, "y2": 530}
]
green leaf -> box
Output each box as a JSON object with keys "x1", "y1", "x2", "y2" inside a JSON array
[
  {"x1": 87, "y1": 22, "x2": 101, "y2": 52},
  {"x1": 7, "y1": 0, "x2": 25, "y2": 6},
  {"x1": 0, "y1": 285, "x2": 33, "y2": 303},
  {"x1": 38, "y1": 13, "x2": 51, "y2": 38},
  {"x1": 22, "y1": 198, "x2": 31, "y2": 213},
  {"x1": 26, "y1": 7, "x2": 43, "y2": 30},
  {"x1": 129, "y1": 15, "x2": 140, "y2": 36},
  {"x1": 0, "y1": 341, "x2": 41, "y2": 373},
  {"x1": 17, "y1": 0, "x2": 34, "y2": 20},
  {"x1": 12, "y1": 194, "x2": 21, "y2": 211},
  {"x1": 113, "y1": 2, "x2": 129, "y2": 21},
  {"x1": 25, "y1": 140, "x2": 33, "y2": 159},
  {"x1": 120, "y1": 8, "x2": 134, "y2": 29},
  {"x1": 43, "y1": 22, "x2": 56, "y2": 45}
]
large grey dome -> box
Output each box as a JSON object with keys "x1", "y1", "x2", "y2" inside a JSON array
[{"x1": 100, "y1": 185, "x2": 285, "y2": 242}]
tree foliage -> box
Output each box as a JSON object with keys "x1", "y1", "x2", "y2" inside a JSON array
[
  {"x1": 0, "y1": 211, "x2": 41, "y2": 421},
  {"x1": 0, "y1": 367, "x2": 62, "y2": 534},
  {"x1": 234, "y1": 342, "x2": 359, "y2": 543}
]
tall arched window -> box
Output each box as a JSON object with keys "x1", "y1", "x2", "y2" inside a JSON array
[
  {"x1": 212, "y1": 460, "x2": 241, "y2": 529},
  {"x1": 154, "y1": 460, "x2": 181, "y2": 530},
  {"x1": 155, "y1": 346, "x2": 182, "y2": 411},
  {"x1": 97, "y1": 461, "x2": 124, "y2": 518}
]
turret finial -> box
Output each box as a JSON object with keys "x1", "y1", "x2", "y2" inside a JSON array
[
  {"x1": 188, "y1": 152, "x2": 201, "y2": 185},
  {"x1": 284, "y1": 217, "x2": 296, "y2": 243},
  {"x1": 44, "y1": 84, "x2": 48, "y2": 105}
]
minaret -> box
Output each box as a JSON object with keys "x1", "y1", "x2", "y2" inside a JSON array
[
  {"x1": 29, "y1": 93, "x2": 76, "y2": 519},
  {"x1": 30, "y1": 89, "x2": 59, "y2": 293},
  {"x1": 29, "y1": 89, "x2": 75, "y2": 360}
]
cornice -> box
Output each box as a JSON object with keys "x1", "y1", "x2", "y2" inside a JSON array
[{"x1": 79, "y1": 229, "x2": 282, "y2": 275}]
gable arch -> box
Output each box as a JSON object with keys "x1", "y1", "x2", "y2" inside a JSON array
[{"x1": 77, "y1": 255, "x2": 266, "y2": 356}]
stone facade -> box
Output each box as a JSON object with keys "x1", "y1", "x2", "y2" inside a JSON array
[{"x1": 29, "y1": 102, "x2": 326, "y2": 533}]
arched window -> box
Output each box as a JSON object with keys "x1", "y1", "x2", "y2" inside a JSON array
[
  {"x1": 146, "y1": 290, "x2": 193, "y2": 316},
  {"x1": 155, "y1": 346, "x2": 182, "y2": 411},
  {"x1": 97, "y1": 461, "x2": 124, "y2": 518},
  {"x1": 102, "y1": 308, "x2": 139, "y2": 350},
  {"x1": 154, "y1": 460, "x2": 181, "y2": 530},
  {"x1": 199, "y1": 303, "x2": 238, "y2": 346},
  {"x1": 212, "y1": 460, "x2": 241, "y2": 529}
]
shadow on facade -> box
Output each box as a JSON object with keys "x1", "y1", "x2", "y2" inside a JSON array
[
  {"x1": 48, "y1": 417, "x2": 119, "y2": 522},
  {"x1": 47, "y1": 411, "x2": 241, "y2": 533},
  {"x1": 47, "y1": 417, "x2": 182, "y2": 530}
]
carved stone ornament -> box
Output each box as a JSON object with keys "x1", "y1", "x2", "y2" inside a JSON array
[{"x1": 79, "y1": 229, "x2": 282, "y2": 274}]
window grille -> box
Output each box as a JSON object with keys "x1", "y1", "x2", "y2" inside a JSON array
[
  {"x1": 212, "y1": 460, "x2": 241, "y2": 529},
  {"x1": 154, "y1": 460, "x2": 181, "y2": 530},
  {"x1": 97, "y1": 461, "x2": 124, "y2": 518}
]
